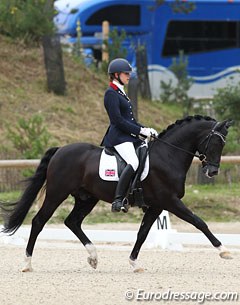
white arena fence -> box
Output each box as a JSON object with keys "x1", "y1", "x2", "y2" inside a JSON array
[
  {"x1": 0, "y1": 211, "x2": 240, "y2": 249},
  {"x1": 0, "y1": 156, "x2": 240, "y2": 190},
  {"x1": 0, "y1": 156, "x2": 240, "y2": 168},
  {"x1": 0, "y1": 157, "x2": 240, "y2": 249}
]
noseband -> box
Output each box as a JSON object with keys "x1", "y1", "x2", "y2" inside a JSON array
[{"x1": 152, "y1": 121, "x2": 226, "y2": 168}]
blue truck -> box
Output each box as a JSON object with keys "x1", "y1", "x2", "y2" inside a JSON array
[{"x1": 54, "y1": 0, "x2": 240, "y2": 99}]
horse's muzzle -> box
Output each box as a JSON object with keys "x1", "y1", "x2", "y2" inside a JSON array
[{"x1": 202, "y1": 164, "x2": 219, "y2": 178}]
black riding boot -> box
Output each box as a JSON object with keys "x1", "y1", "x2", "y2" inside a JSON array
[{"x1": 112, "y1": 164, "x2": 135, "y2": 213}]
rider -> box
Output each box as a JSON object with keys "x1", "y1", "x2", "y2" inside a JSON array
[{"x1": 101, "y1": 58, "x2": 158, "y2": 213}]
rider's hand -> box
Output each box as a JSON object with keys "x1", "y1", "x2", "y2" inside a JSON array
[
  {"x1": 140, "y1": 127, "x2": 152, "y2": 138},
  {"x1": 150, "y1": 128, "x2": 158, "y2": 137},
  {"x1": 140, "y1": 127, "x2": 158, "y2": 140}
]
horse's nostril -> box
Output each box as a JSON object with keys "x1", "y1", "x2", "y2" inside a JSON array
[{"x1": 210, "y1": 170, "x2": 219, "y2": 177}]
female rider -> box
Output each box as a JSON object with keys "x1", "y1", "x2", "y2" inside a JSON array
[{"x1": 101, "y1": 58, "x2": 158, "y2": 212}]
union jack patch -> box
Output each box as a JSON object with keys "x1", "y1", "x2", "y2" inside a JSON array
[{"x1": 105, "y1": 169, "x2": 116, "y2": 177}]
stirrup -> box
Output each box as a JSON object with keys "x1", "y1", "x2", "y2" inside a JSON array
[{"x1": 111, "y1": 198, "x2": 129, "y2": 213}]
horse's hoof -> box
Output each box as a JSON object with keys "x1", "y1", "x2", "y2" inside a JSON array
[
  {"x1": 22, "y1": 266, "x2": 33, "y2": 272},
  {"x1": 133, "y1": 267, "x2": 145, "y2": 273},
  {"x1": 87, "y1": 256, "x2": 98, "y2": 269},
  {"x1": 22, "y1": 256, "x2": 33, "y2": 272},
  {"x1": 219, "y1": 251, "x2": 233, "y2": 259},
  {"x1": 129, "y1": 258, "x2": 144, "y2": 273}
]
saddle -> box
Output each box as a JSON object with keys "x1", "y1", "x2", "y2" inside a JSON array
[{"x1": 103, "y1": 142, "x2": 149, "y2": 209}]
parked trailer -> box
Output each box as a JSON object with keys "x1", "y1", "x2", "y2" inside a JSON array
[{"x1": 54, "y1": 0, "x2": 240, "y2": 99}]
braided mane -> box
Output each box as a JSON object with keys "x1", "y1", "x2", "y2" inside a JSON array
[{"x1": 158, "y1": 115, "x2": 216, "y2": 138}]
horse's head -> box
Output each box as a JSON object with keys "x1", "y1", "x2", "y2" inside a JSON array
[{"x1": 197, "y1": 119, "x2": 232, "y2": 178}]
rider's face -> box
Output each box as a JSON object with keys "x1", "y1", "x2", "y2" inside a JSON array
[{"x1": 118, "y1": 72, "x2": 131, "y2": 85}]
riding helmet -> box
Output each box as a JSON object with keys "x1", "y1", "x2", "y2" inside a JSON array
[{"x1": 108, "y1": 58, "x2": 132, "y2": 74}]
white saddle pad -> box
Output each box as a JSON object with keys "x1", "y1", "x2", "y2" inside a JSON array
[{"x1": 99, "y1": 150, "x2": 149, "y2": 181}]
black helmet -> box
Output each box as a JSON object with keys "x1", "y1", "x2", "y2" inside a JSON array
[{"x1": 108, "y1": 58, "x2": 132, "y2": 74}]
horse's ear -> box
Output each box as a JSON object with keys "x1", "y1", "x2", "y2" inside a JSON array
[
  {"x1": 225, "y1": 119, "x2": 234, "y2": 129},
  {"x1": 216, "y1": 119, "x2": 233, "y2": 131}
]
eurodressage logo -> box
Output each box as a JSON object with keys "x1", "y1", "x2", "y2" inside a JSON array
[
  {"x1": 124, "y1": 289, "x2": 240, "y2": 303},
  {"x1": 105, "y1": 169, "x2": 116, "y2": 177}
]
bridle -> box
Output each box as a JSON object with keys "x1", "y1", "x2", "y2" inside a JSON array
[
  {"x1": 152, "y1": 121, "x2": 226, "y2": 168},
  {"x1": 197, "y1": 122, "x2": 226, "y2": 167}
]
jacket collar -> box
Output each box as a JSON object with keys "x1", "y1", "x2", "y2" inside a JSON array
[
  {"x1": 109, "y1": 82, "x2": 130, "y2": 101},
  {"x1": 112, "y1": 80, "x2": 125, "y2": 94}
]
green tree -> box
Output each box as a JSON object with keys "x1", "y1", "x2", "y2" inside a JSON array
[
  {"x1": 6, "y1": 114, "x2": 56, "y2": 176},
  {"x1": 7, "y1": 114, "x2": 55, "y2": 159},
  {"x1": 154, "y1": 0, "x2": 195, "y2": 13},
  {"x1": 212, "y1": 82, "x2": 240, "y2": 153},
  {"x1": 212, "y1": 83, "x2": 240, "y2": 125},
  {"x1": 0, "y1": 0, "x2": 66, "y2": 95},
  {"x1": 160, "y1": 50, "x2": 194, "y2": 116},
  {"x1": 102, "y1": 28, "x2": 127, "y2": 73},
  {"x1": 0, "y1": 0, "x2": 55, "y2": 45}
]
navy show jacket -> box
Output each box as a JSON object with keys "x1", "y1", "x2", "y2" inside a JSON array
[{"x1": 101, "y1": 83, "x2": 144, "y2": 147}]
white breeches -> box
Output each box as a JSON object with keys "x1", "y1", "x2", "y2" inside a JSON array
[{"x1": 114, "y1": 142, "x2": 139, "y2": 171}]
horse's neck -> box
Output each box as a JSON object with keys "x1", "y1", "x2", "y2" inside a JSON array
[
  {"x1": 154, "y1": 122, "x2": 207, "y2": 167},
  {"x1": 163, "y1": 125, "x2": 198, "y2": 152}
]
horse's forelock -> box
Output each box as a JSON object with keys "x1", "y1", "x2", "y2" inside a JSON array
[{"x1": 158, "y1": 115, "x2": 216, "y2": 139}]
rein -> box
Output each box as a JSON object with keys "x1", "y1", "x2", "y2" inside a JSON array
[
  {"x1": 151, "y1": 122, "x2": 226, "y2": 166},
  {"x1": 152, "y1": 135, "x2": 205, "y2": 160}
]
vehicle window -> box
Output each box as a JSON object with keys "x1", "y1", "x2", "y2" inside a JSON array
[
  {"x1": 86, "y1": 5, "x2": 140, "y2": 26},
  {"x1": 162, "y1": 21, "x2": 239, "y2": 57}
]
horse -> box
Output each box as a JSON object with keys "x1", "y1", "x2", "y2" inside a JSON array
[{"x1": 0, "y1": 115, "x2": 233, "y2": 273}]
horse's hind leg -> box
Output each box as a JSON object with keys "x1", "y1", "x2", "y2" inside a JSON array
[
  {"x1": 129, "y1": 207, "x2": 162, "y2": 272},
  {"x1": 168, "y1": 198, "x2": 232, "y2": 259},
  {"x1": 64, "y1": 195, "x2": 99, "y2": 269},
  {"x1": 23, "y1": 193, "x2": 68, "y2": 272}
]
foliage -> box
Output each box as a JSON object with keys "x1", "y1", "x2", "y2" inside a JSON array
[
  {"x1": 0, "y1": 183, "x2": 239, "y2": 224},
  {"x1": 72, "y1": 19, "x2": 82, "y2": 58},
  {"x1": 7, "y1": 114, "x2": 55, "y2": 159},
  {"x1": 223, "y1": 128, "x2": 239, "y2": 154},
  {"x1": 212, "y1": 81, "x2": 240, "y2": 152},
  {"x1": 0, "y1": 0, "x2": 55, "y2": 45},
  {"x1": 153, "y1": 0, "x2": 195, "y2": 13},
  {"x1": 102, "y1": 28, "x2": 128, "y2": 73},
  {"x1": 184, "y1": 183, "x2": 240, "y2": 222},
  {"x1": 169, "y1": 0, "x2": 196, "y2": 13},
  {"x1": 160, "y1": 50, "x2": 194, "y2": 116},
  {"x1": 212, "y1": 82, "x2": 240, "y2": 125},
  {"x1": 105, "y1": 28, "x2": 127, "y2": 60}
]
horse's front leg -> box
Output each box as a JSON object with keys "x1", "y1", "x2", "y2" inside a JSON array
[
  {"x1": 129, "y1": 207, "x2": 162, "y2": 273},
  {"x1": 168, "y1": 198, "x2": 232, "y2": 259}
]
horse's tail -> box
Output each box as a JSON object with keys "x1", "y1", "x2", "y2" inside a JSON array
[{"x1": 0, "y1": 147, "x2": 59, "y2": 235}]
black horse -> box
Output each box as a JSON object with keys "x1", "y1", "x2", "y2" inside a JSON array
[{"x1": 0, "y1": 115, "x2": 232, "y2": 272}]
